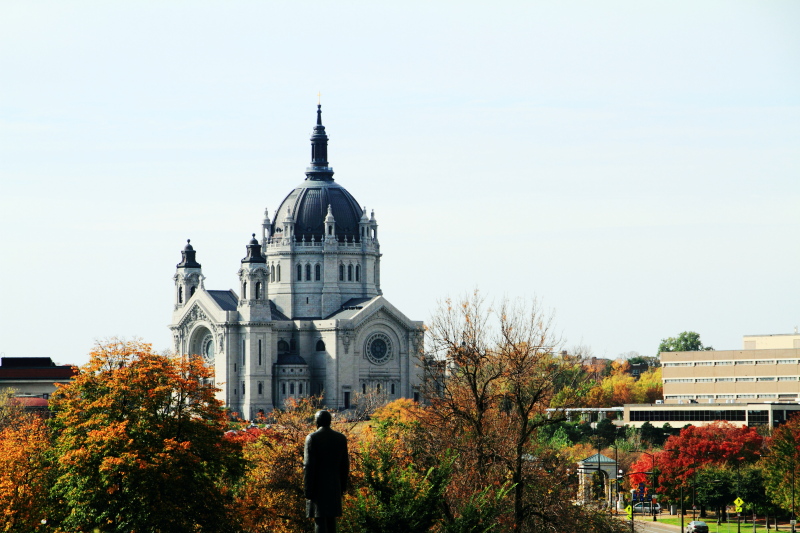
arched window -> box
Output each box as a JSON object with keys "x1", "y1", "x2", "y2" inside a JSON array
[
  {"x1": 190, "y1": 286, "x2": 196, "y2": 297},
  {"x1": 242, "y1": 282, "x2": 247, "y2": 298},
  {"x1": 328, "y1": 226, "x2": 332, "y2": 235},
  {"x1": 362, "y1": 383, "x2": 366, "y2": 394},
  {"x1": 178, "y1": 287, "x2": 183, "y2": 304},
  {"x1": 376, "y1": 383, "x2": 381, "y2": 394},
  {"x1": 277, "y1": 264, "x2": 281, "y2": 282},
  {"x1": 290, "y1": 382, "x2": 295, "y2": 395},
  {"x1": 299, "y1": 383, "x2": 303, "y2": 395},
  {"x1": 258, "y1": 382, "x2": 263, "y2": 395},
  {"x1": 339, "y1": 264, "x2": 344, "y2": 281},
  {"x1": 278, "y1": 340, "x2": 290, "y2": 354},
  {"x1": 258, "y1": 339, "x2": 262, "y2": 365},
  {"x1": 255, "y1": 282, "x2": 262, "y2": 299},
  {"x1": 296, "y1": 264, "x2": 302, "y2": 281},
  {"x1": 281, "y1": 383, "x2": 286, "y2": 395},
  {"x1": 305, "y1": 264, "x2": 311, "y2": 281},
  {"x1": 347, "y1": 264, "x2": 353, "y2": 281},
  {"x1": 315, "y1": 264, "x2": 321, "y2": 281},
  {"x1": 355, "y1": 265, "x2": 360, "y2": 282},
  {"x1": 270, "y1": 264, "x2": 275, "y2": 282},
  {"x1": 391, "y1": 383, "x2": 395, "y2": 395},
  {"x1": 316, "y1": 340, "x2": 326, "y2": 352}
]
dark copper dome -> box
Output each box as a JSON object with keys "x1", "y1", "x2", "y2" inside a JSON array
[{"x1": 271, "y1": 105, "x2": 364, "y2": 243}]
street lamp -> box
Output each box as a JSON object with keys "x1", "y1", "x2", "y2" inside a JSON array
[{"x1": 632, "y1": 449, "x2": 660, "y2": 521}]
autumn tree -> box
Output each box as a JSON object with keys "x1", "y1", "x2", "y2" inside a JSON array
[
  {"x1": 421, "y1": 292, "x2": 627, "y2": 533},
  {"x1": 0, "y1": 391, "x2": 51, "y2": 533},
  {"x1": 629, "y1": 422, "x2": 763, "y2": 501},
  {"x1": 231, "y1": 396, "x2": 344, "y2": 533},
  {"x1": 48, "y1": 339, "x2": 244, "y2": 533}
]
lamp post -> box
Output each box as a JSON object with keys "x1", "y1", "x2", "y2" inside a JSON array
[
  {"x1": 632, "y1": 449, "x2": 659, "y2": 521},
  {"x1": 624, "y1": 470, "x2": 654, "y2": 530},
  {"x1": 781, "y1": 454, "x2": 797, "y2": 533}
]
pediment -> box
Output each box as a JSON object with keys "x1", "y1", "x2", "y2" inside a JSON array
[
  {"x1": 344, "y1": 296, "x2": 423, "y2": 333},
  {"x1": 175, "y1": 290, "x2": 228, "y2": 328}
]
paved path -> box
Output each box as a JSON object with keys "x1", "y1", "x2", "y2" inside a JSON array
[{"x1": 615, "y1": 516, "x2": 681, "y2": 533}]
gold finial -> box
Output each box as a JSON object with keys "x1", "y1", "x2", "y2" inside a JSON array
[{"x1": 317, "y1": 92, "x2": 321, "y2": 105}]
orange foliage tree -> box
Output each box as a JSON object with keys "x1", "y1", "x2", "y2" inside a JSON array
[
  {"x1": 0, "y1": 392, "x2": 51, "y2": 533},
  {"x1": 48, "y1": 339, "x2": 244, "y2": 533}
]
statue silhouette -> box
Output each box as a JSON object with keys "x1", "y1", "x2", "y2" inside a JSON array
[{"x1": 304, "y1": 410, "x2": 349, "y2": 533}]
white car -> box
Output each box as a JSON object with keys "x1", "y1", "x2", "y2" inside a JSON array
[{"x1": 632, "y1": 502, "x2": 662, "y2": 514}]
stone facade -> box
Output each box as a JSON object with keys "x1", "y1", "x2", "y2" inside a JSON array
[{"x1": 169, "y1": 106, "x2": 424, "y2": 419}]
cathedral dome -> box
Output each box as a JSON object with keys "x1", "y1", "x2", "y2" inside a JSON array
[
  {"x1": 271, "y1": 104, "x2": 364, "y2": 243},
  {"x1": 273, "y1": 180, "x2": 363, "y2": 243}
]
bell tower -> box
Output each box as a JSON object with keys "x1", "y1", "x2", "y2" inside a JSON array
[{"x1": 174, "y1": 239, "x2": 203, "y2": 309}]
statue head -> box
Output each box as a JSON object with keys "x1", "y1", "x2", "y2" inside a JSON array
[{"x1": 314, "y1": 410, "x2": 332, "y2": 428}]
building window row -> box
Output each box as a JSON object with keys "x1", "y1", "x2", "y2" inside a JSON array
[
  {"x1": 296, "y1": 263, "x2": 322, "y2": 282},
  {"x1": 664, "y1": 359, "x2": 800, "y2": 367},
  {"x1": 269, "y1": 263, "x2": 281, "y2": 283},
  {"x1": 663, "y1": 393, "x2": 791, "y2": 401},
  {"x1": 630, "y1": 409, "x2": 747, "y2": 422},
  {"x1": 338, "y1": 263, "x2": 361, "y2": 282},
  {"x1": 665, "y1": 376, "x2": 800, "y2": 383}
]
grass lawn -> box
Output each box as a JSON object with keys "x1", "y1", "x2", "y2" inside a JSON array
[{"x1": 629, "y1": 514, "x2": 792, "y2": 533}]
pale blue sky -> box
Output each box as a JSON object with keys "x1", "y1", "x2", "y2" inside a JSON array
[{"x1": 1, "y1": 1, "x2": 798, "y2": 366}]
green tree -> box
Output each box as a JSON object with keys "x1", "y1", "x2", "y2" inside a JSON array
[
  {"x1": 692, "y1": 466, "x2": 735, "y2": 519},
  {"x1": 658, "y1": 331, "x2": 713, "y2": 355},
  {"x1": 48, "y1": 339, "x2": 244, "y2": 533},
  {"x1": 764, "y1": 413, "x2": 800, "y2": 517},
  {"x1": 594, "y1": 418, "x2": 618, "y2": 447}
]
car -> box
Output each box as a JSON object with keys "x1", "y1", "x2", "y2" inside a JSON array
[
  {"x1": 685, "y1": 521, "x2": 709, "y2": 533},
  {"x1": 632, "y1": 502, "x2": 662, "y2": 514}
]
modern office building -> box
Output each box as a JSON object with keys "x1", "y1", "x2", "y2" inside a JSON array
[
  {"x1": 622, "y1": 333, "x2": 800, "y2": 428},
  {"x1": 661, "y1": 347, "x2": 800, "y2": 404}
]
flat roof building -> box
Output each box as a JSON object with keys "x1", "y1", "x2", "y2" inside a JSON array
[
  {"x1": 661, "y1": 348, "x2": 800, "y2": 404},
  {"x1": 624, "y1": 401, "x2": 800, "y2": 428},
  {"x1": 0, "y1": 357, "x2": 77, "y2": 399}
]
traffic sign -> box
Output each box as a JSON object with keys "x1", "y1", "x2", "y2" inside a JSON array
[
  {"x1": 625, "y1": 505, "x2": 633, "y2": 519},
  {"x1": 734, "y1": 497, "x2": 744, "y2": 507},
  {"x1": 735, "y1": 506, "x2": 743, "y2": 513}
]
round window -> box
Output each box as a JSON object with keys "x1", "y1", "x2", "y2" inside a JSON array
[
  {"x1": 365, "y1": 333, "x2": 392, "y2": 365},
  {"x1": 202, "y1": 334, "x2": 215, "y2": 364}
]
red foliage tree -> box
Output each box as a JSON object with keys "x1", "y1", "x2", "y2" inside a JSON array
[{"x1": 629, "y1": 422, "x2": 763, "y2": 497}]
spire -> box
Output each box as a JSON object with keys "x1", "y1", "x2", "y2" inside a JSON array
[
  {"x1": 177, "y1": 239, "x2": 201, "y2": 269},
  {"x1": 242, "y1": 234, "x2": 267, "y2": 264},
  {"x1": 306, "y1": 103, "x2": 334, "y2": 181}
]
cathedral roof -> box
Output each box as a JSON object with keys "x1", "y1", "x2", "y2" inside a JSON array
[
  {"x1": 271, "y1": 105, "x2": 364, "y2": 243},
  {"x1": 208, "y1": 290, "x2": 238, "y2": 311},
  {"x1": 276, "y1": 353, "x2": 307, "y2": 365}
]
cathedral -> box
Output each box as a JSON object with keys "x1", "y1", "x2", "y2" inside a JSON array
[{"x1": 169, "y1": 105, "x2": 424, "y2": 419}]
